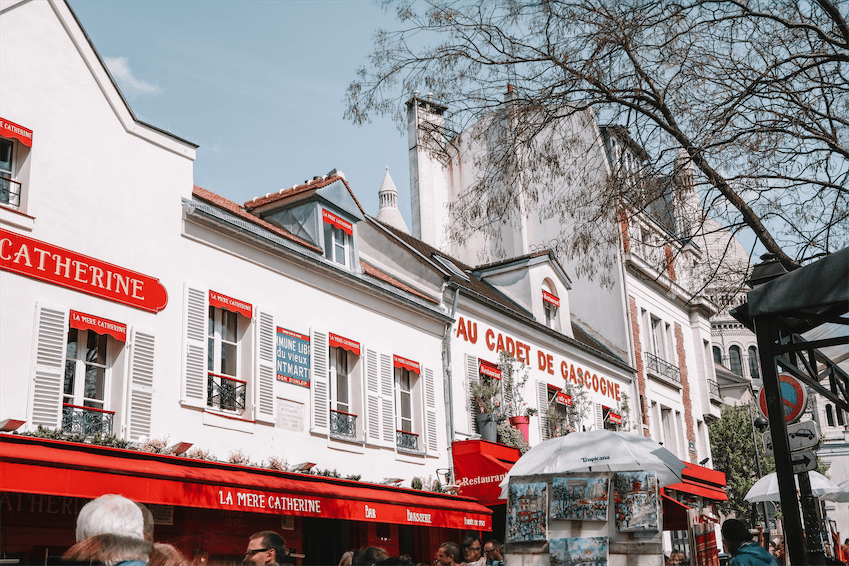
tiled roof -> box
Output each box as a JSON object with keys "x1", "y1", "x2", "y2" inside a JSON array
[
  {"x1": 360, "y1": 261, "x2": 440, "y2": 305},
  {"x1": 192, "y1": 185, "x2": 323, "y2": 253},
  {"x1": 474, "y1": 250, "x2": 572, "y2": 284},
  {"x1": 243, "y1": 173, "x2": 365, "y2": 216}
]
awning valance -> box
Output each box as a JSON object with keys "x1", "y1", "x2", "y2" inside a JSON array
[
  {"x1": 329, "y1": 333, "x2": 360, "y2": 356},
  {"x1": 0, "y1": 436, "x2": 491, "y2": 530},
  {"x1": 662, "y1": 493, "x2": 690, "y2": 531},
  {"x1": 452, "y1": 439, "x2": 520, "y2": 506},
  {"x1": 0, "y1": 117, "x2": 33, "y2": 147},
  {"x1": 70, "y1": 310, "x2": 127, "y2": 342},
  {"x1": 209, "y1": 290, "x2": 253, "y2": 319},
  {"x1": 393, "y1": 355, "x2": 420, "y2": 374},
  {"x1": 663, "y1": 463, "x2": 728, "y2": 501}
]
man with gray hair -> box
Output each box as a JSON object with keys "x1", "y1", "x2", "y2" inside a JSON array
[{"x1": 76, "y1": 494, "x2": 145, "y2": 542}]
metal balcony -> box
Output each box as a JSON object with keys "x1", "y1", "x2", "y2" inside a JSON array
[
  {"x1": 330, "y1": 409, "x2": 357, "y2": 440},
  {"x1": 708, "y1": 379, "x2": 721, "y2": 401},
  {"x1": 0, "y1": 176, "x2": 21, "y2": 207},
  {"x1": 644, "y1": 352, "x2": 681, "y2": 384},
  {"x1": 396, "y1": 430, "x2": 419, "y2": 453},
  {"x1": 207, "y1": 373, "x2": 246, "y2": 411},
  {"x1": 62, "y1": 403, "x2": 114, "y2": 436}
]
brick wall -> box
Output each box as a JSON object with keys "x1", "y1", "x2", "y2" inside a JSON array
[
  {"x1": 675, "y1": 322, "x2": 696, "y2": 463},
  {"x1": 629, "y1": 295, "x2": 650, "y2": 436}
]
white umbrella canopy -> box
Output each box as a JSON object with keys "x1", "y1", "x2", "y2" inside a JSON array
[
  {"x1": 821, "y1": 479, "x2": 849, "y2": 502},
  {"x1": 497, "y1": 429, "x2": 686, "y2": 499},
  {"x1": 744, "y1": 471, "x2": 840, "y2": 502}
]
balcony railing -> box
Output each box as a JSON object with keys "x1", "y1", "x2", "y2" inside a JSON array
[
  {"x1": 207, "y1": 373, "x2": 246, "y2": 411},
  {"x1": 0, "y1": 176, "x2": 21, "y2": 207},
  {"x1": 645, "y1": 352, "x2": 681, "y2": 384},
  {"x1": 708, "y1": 379, "x2": 721, "y2": 400},
  {"x1": 62, "y1": 403, "x2": 114, "y2": 436},
  {"x1": 330, "y1": 409, "x2": 357, "y2": 440},
  {"x1": 396, "y1": 430, "x2": 419, "y2": 453}
]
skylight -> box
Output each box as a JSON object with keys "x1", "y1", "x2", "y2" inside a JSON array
[{"x1": 433, "y1": 255, "x2": 470, "y2": 281}]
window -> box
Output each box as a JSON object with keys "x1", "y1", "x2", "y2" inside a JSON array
[
  {"x1": 329, "y1": 344, "x2": 360, "y2": 441},
  {"x1": 0, "y1": 138, "x2": 18, "y2": 206},
  {"x1": 839, "y1": 407, "x2": 845, "y2": 427},
  {"x1": 394, "y1": 364, "x2": 424, "y2": 453},
  {"x1": 712, "y1": 346, "x2": 723, "y2": 366},
  {"x1": 332, "y1": 347, "x2": 351, "y2": 414},
  {"x1": 827, "y1": 405, "x2": 835, "y2": 427},
  {"x1": 62, "y1": 328, "x2": 113, "y2": 435},
  {"x1": 602, "y1": 406, "x2": 622, "y2": 431},
  {"x1": 542, "y1": 281, "x2": 560, "y2": 329},
  {"x1": 748, "y1": 346, "x2": 760, "y2": 379},
  {"x1": 324, "y1": 223, "x2": 350, "y2": 266},
  {"x1": 651, "y1": 317, "x2": 666, "y2": 360},
  {"x1": 396, "y1": 368, "x2": 413, "y2": 433},
  {"x1": 729, "y1": 346, "x2": 743, "y2": 376},
  {"x1": 207, "y1": 306, "x2": 246, "y2": 411}
]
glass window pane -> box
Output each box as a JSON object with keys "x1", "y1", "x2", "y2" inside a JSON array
[
  {"x1": 86, "y1": 332, "x2": 107, "y2": 365},
  {"x1": 64, "y1": 361, "x2": 77, "y2": 396},
  {"x1": 208, "y1": 337, "x2": 215, "y2": 371},
  {"x1": 84, "y1": 365, "x2": 106, "y2": 401},
  {"x1": 712, "y1": 346, "x2": 723, "y2": 365},
  {"x1": 0, "y1": 140, "x2": 11, "y2": 173},
  {"x1": 323, "y1": 222, "x2": 334, "y2": 261},
  {"x1": 729, "y1": 346, "x2": 742, "y2": 375},
  {"x1": 221, "y1": 342, "x2": 238, "y2": 376},
  {"x1": 66, "y1": 328, "x2": 79, "y2": 360},
  {"x1": 748, "y1": 346, "x2": 760, "y2": 379},
  {"x1": 401, "y1": 391, "x2": 412, "y2": 419},
  {"x1": 221, "y1": 310, "x2": 238, "y2": 342},
  {"x1": 208, "y1": 306, "x2": 215, "y2": 337}
]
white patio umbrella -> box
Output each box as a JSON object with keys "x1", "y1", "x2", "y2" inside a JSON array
[
  {"x1": 821, "y1": 479, "x2": 849, "y2": 502},
  {"x1": 744, "y1": 471, "x2": 840, "y2": 502},
  {"x1": 497, "y1": 429, "x2": 686, "y2": 499}
]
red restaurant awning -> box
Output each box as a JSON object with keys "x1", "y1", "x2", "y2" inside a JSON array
[
  {"x1": 663, "y1": 462, "x2": 728, "y2": 501},
  {"x1": 452, "y1": 439, "x2": 520, "y2": 506},
  {"x1": 0, "y1": 435, "x2": 491, "y2": 530},
  {"x1": 662, "y1": 493, "x2": 691, "y2": 531}
]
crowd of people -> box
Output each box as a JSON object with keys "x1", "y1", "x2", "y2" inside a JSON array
[{"x1": 60, "y1": 493, "x2": 506, "y2": 566}]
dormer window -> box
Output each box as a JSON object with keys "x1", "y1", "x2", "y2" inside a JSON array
[
  {"x1": 542, "y1": 280, "x2": 560, "y2": 329},
  {"x1": 322, "y1": 208, "x2": 354, "y2": 267}
]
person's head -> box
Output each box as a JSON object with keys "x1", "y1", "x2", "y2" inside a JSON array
[
  {"x1": 460, "y1": 535, "x2": 482, "y2": 564},
  {"x1": 721, "y1": 519, "x2": 753, "y2": 555},
  {"x1": 137, "y1": 502, "x2": 155, "y2": 542},
  {"x1": 482, "y1": 541, "x2": 502, "y2": 565},
  {"x1": 149, "y1": 543, "x2": 188, "y2": 566},
  {"x1": 339, "y1": 551, "x2": 355, "y2": 566},
  {"x1": 435, "y1": 542, "x2": 460, "y2": 566},
  {"x1": 64, "y1": 533, "x2": 152, "y2": 566},
  {"x1": 76, "y1": 494, "x2": 145, "y2": 542},
  {"x1": 351, "y1": 546, "x2": 389, "y2": 566},
  {"x1": 246, "y1": 531, "x2": 287, "y2": 566}
]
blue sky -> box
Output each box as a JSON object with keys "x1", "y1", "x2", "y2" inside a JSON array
[{"x1": 68, "y1": 0, "x2": 414, "y2": 226}]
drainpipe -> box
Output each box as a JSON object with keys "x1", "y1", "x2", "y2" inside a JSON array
[{"x1": 443, "y1": 283, "x2": 460, "y2": 484}]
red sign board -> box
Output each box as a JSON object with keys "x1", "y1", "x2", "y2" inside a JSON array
[
  {"x1": 0, "y1": 117, "x2": 33, "y2": 147},
  {"x1": 542, "y1": 290, "x2": 560, "y2": 307},
  {"x1": 321, "y1": 209, "x2": 353, "y2": 236},
  {"x1": 0, "y1": 229, "x2": 167, "y2": 312},
  {"x1": 209, "y1": 290, "x2": 253, "y2": 319},
  {"x1": 758, "y1": 373, "x2": 808, "y2": 424},
  {"x1": 479, "y1": 359, "x2": 502, "y2": 380},
  {"x1": 329, "y1": 333, "x2": 361, "y2": 356},
  {"x1": 607, "y1": 411, "x2": 622, "y2": 425},
  {"x1": 555, "y1": 391, "x2": 572, "y2": 405},
  {"x1": 393, "y1": 355, "x2": 420, "y2": 374},
  {"x1": 70, "y1": 310, "x2": 127, "y2": 342},
  {"x1": 452, "y1": 440, "x2": 520, "y2": 506}
]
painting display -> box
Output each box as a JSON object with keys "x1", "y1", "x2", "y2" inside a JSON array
[
  {"x1": 614, "y1": 471, "x2": 659, "y2": 532},
  {"x1": 550, "y1": 477, "x2": 609, "y2": 521},
  {"x1": 507, "y1": 482, "x2": 548, "y2": 542},
  {"x1": 549, "y1": 537, "x2": 608, "y2": 566}
]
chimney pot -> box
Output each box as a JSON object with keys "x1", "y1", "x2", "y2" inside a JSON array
[{"x1": 507, "y1": 84, "x2": 514, "y2": 93}]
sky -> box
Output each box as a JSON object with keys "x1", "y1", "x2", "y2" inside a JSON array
[{"x1": 68, "y1": 0, "x2": 415, "y2": 226}]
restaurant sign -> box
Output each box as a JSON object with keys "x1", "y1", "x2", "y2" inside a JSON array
[{"x1": 0, "y1": 229, "x2": 167, "y2": 312}]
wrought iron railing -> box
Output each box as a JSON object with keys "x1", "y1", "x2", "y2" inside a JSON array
[
  {"x1": 62, "y1": 403, "x2": 114, "y2": 435},
  {"x1": 207, "y1": 373, "x2": 246, "y2": 411},
  {"x1": 330, "y1": 409, "x2": 357, "y2": 440},
  {"x1": 396, "y1": 430, "x2": 419, "y2": 453},
  {"x1": 644, "y1": 352, "x2": 681, "y2": 384},
  {"x1": 708, "y1": 379, "x2": 721, "y2": 400},
  {"x1": 0, "y1": 176, "x2": 21, "y2": 207}
]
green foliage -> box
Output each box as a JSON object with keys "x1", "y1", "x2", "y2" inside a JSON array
[
  {"x1": 497, "y1": 419, "x2": 530, "y2": 454},
  {"x1": 499, "y1": 350, "x2": 536, "y2": 417},
  {"x1": 19, "y1": 425, "x2": 129, "y2": 448},
  {"x1": 708, "y1": 404, "x2": 776, "y2": 525},
  {"x1": 411, "y1": 477, "x2": 424, "y2": 490},
  {"x1": 470, "y1": 374, "x2": 503, "y2": 416}
]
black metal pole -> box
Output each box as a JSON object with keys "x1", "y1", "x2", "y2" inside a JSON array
[
  {"x1": 799, "y1": 471, "x2": 827, "y2": 564},
  {"x1": 755, "y1": 318, "x2": 807, "y2": 565},
  {"x1": 746, "y1": 402, "x2": 769, "y2": 529}
]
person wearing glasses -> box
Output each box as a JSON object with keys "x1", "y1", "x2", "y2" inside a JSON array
[
  {"x1": 245, "y1": 531, "x2": 287, "y2": 566},
  {"x1": 482, "y1": 540, "x2": 503, "y2": 566},
  {"x1": 460, "y1": 535, "x2": 485, "y2": 566}
]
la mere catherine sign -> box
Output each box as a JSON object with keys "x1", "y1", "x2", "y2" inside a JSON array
[
  {"x1": 277, "y1": 327, "x2": 310, "y2": 387},
  {"x1": 456, "y1": 315, "x2": 624, "y2": 403},
  {"x1": 0, "y1": 229, "x2": 167, "y2": 312}
]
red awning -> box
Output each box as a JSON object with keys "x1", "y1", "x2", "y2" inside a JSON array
[
  {"x1": 321, "y1": 209, "x2": 353, "y2": 236},
  {"x1": 542, "y1": 290, "x2": 560, "y2": 307},
  {"x1": 0, "y1": 117, "x2": 33, "y2": 147},
  {"x1": 393, "y1": 355, "x2": 420, "y2": 374},
  {"x1": 664, "y1": 463, "x2": 728, "y2": 501},
  {"x1": 452, "y1": 439, "x2": 520, "y2": 506},
  {"x1": 329, "y1": 333, "x2": 361, "y2": 356},
  {"x1": 0, "y1": 435, "x2": 491, "y2": 530},
  {"x1": 209, "y1": 290, "x2": 253, "y2": 319},
  {"x1": 70, "y1": 310, "x2": 127, "y2": 342},
  {"x1": 662, "y1": 493, "x2": 691, "y2": 531},
  {"x1": 479, "y1": 359, "x2": 501, "y2": 380}
]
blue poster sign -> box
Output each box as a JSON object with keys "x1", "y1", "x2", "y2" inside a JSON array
[{"x1": 277, "y1": 327, "x2": 311, "y2": 387}]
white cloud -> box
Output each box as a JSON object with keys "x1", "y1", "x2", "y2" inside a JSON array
[{"x1": 104, "y1": 57, "x2": 162, "y2": 97}]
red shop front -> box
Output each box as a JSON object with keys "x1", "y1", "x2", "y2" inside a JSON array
[{"x1": 0, "y1": 435, "x2": 491, "y2": 564}]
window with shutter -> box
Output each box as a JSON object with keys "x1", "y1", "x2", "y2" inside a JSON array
[
  {"x1": 364, "y1": 349, "x2": 382, "y2": 445},
  {"x1": 255, "y1": 309, "x2": 275, "y2": 424},
  {"x1": 536, "y1": 380, "x2": 550, "y2": 441},
  {"x1": 310, "y1": 329, "x2": 329, "y2": 434},
  {"x1": 128, "y1": 329, "x2": 155, "y2": 440},
  {"x1": 380, "y1": 354, "x2": 395, "y2": 445},
  {"x1": 181, "y1": 284, "x2": 208, "y2": 409},
  {"x1": 30, "y1": 304, "x2": 68, "y2": 430},
  {"x1": 423, "y1": 367, "x2": 438, "y2": 454},
  {"x1": 466, "y1": 354, "x2": 479, "y2": 434}
]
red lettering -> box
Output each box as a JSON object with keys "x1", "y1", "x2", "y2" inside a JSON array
[
  {"x1": 546, "y1": 354, "x2": 554, "y2": 375},
  {"x1": 570, "y1": 364, "x2": 577, "y2": 384},
  {"x1": 538, "y1": 350, "x2": 547, "y2": 371},
  {"x1": 506, "y1": 336, "x2": 515, "y2": 356},
  {"x1": 456, "y1": 317, "x2": 468, "y2": 341},
  {"x1": 614, "y1": 383, "x2": 621, "y2": 401},
  {"x1": 561, "y1": 361, "x2": 568, "y2": 379},
  {"x1": 523, "y1": 344, "x2": 531, "y2": 363},
  {"x1": 468, "y1": 321, "x2": 478, "y2": 344},
  {"x1": 485, "y1": 329, "x2": 495, "y2": 351},
  {"x1": 600, "y1": 378, "x2": 607, "y2": 395},
  {"x1": 516, "y1": 341, "x2": 525, "y2": 363},
  {"x1": 576, "y1": 367, "x2": 583, "y2": 386},
  {"x1": 592, "y1": 374, "x2": 599, "y2": 392},
  {"x1": 496, "y1": 333, "x2": 505, "y2": 353}
]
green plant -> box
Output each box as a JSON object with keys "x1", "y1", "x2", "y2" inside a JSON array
[
  {"x1": 345, "y1": 474, "x2": 362, "y2": 481},
  {"x1": 545, "y1": 380, "x2": 591, "y2": 437},
  {"x1": 497, "y1": 419, "x2": 531, "y2": 453},
  {"x1": 498, "y1": 351, "x2": 535, "y2": 418},
  {"x1": 187, "y1": 447, "x2": 213, "y2": 460},
  {"x1": 266, "y1": 456, "x2": 287, "y2": 471},
  {"x1": 411, "y1": 477, "x2": 423, "y2": 490},
  {"x1": 138, "y1": 436, "x2": 169, "y2": 454},
  {"x1": 432, "y1": 480, "x2": 443, "y2": 493},
  {"x1": 227, "y1": 449, "x2": 251, "y2": 465},
  {"x1": 470, "y1": 376, "x2": 503, "y2": 416}
]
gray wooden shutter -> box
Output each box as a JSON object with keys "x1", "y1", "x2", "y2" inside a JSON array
[
  {"x1": 466, "y1": 354, "x2": 479, "y2": 434},
  {"x1": 310, "y1": 329, "x2": 329, "y2": 434},
  {"x1": 127, "y1": 328, "x2": 155, "y2": 441},
  {"x1": 595, "y1": 402, "x2": 604, "y2": 430},
  {"x1": 537, "y1": 380, "x2": 550, "y2": 441},
  {"x1": 255, "y1": 309, "x2": 276, "y2": 424},
  {"x1": 364, "y1": 348, "x2": 382, "y2": 445},
  {"x1": 181, "y1": 283, "x2": 208, "y2": 408},
  {"x1": 380, "y1": 354, "x2": 395, "y2": 446},
  {"x1": 423, "y1": 366, "x2": 438, "y2": 453},
  {"x1": 30, "y1": 304, "x2": 68, "y2": 430}
]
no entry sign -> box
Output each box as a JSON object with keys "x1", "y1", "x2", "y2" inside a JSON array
[{"x1": 759, "y1": 373, "x2": 808, "y2": 424}]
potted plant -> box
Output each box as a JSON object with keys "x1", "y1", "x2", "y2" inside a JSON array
[
  {"x1": 470, "y1": 373, "x2": 503, "y2": 442},
  {"x1": 498, "y1": 350, "x2": 537, "y2": 442},
  {"x1": 545, "y1": 380, "x2": 590, "y2": 438}
]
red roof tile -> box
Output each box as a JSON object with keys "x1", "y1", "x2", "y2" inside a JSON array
[
  {"x1": 360, "y1": 261, "x2": 440, "y2": 305},
  {"x1": 243, "y1": 174, "x2": 365, "y2": 216}
]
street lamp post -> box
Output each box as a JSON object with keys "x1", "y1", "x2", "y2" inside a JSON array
[{"x1": 749, "y1": 404, "x2": 770, "y2": 530}]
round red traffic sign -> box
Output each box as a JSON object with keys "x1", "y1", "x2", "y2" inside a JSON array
[{"x1": 758, "y1": 373, "x2": 808, "y2": 424}]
